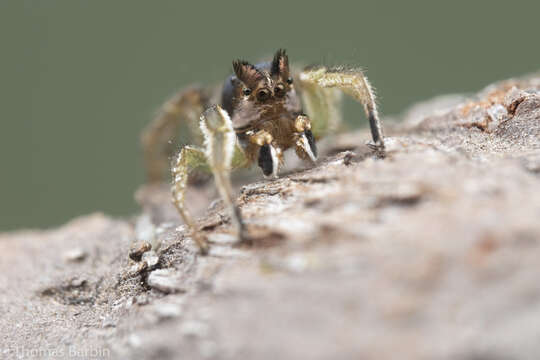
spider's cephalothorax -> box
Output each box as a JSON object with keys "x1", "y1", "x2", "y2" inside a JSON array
[{"x1": 141, "y1": 49, "x2": 385, "y2": 253}]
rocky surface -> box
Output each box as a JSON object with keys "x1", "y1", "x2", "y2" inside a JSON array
[{"x1": 1, "y1": 74, "x2": 539, "y2": 360}]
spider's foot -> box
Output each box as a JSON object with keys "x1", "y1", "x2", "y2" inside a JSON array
[
  {"x1": 237, "y1": 229, "x2": 253, "y2": 247},
  {"x1": 191, "y1": 233, "x2": 209, "y2": 255},
  {"x1": 366, "y1": 139, "x2": 386, "y2": 158},
  {"x1": 262, "y1": 172, "x2": 280, "y2": 181},
  {"x1": 233, "y1": 223, "x2": 259, "y2": 248},
  {"x1": 366, "y1": 139, "x2": 385, "y2": 151}
]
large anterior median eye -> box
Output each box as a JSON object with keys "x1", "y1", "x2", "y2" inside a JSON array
[
  {"x1": 274, "y1": 84, "x2": 285, "y2": 97},
  {"x1": 257, "y1": 89, "x2": 270, "y2": 101}
]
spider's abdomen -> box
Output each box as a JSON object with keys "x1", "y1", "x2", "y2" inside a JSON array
[{"x1": 220, "y1": 75, "x2": 236, "y2": 116}]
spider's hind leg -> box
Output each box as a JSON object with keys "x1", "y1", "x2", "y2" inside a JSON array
[
  {"x1": 299, "y1": 66, "x2": 385, "y2": 149},
  {"x1": 142, "y1": 87, "x2": 210, "y2": 183}
]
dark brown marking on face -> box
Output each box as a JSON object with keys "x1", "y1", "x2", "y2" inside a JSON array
[{"x1": 232, "y1": 60, "x2": 265, "y2": 90}]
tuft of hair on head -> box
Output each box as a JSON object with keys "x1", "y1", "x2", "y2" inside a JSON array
[
  {"x1": 232, "y1": 60, "x2": 264, "y2": 89},
  {"x1": 271, "y1": 49, "x2": 289, "y2": 78}
]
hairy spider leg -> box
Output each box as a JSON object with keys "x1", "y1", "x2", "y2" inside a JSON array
[
  {"x1": 171, "y1": 105, "x2": 247, "y2": 253},
  {"x1": 141, "y1": 87, "x2": 209, "y2": 183},
  {"x1": 299, "y1": 66, "x2": 385, "y2": 148},
  {"x1": 297, "y1": 77, "x2": 343, "y2": 139},
  {"x1": 170, "y1": 145, "x2": 209, "y2": 252}
]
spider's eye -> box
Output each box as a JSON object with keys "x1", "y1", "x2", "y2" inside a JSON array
[
  {"x1": 274, "y1": 84, "x2": 285, "y2": 97},
  {"x1": 257, "y1": 89, "x2": 270, "y2": 101},
  {"x1": 286, "y1": 77, "x2": 293, "y2": 84},
  {"x1": 243, "y1": 88, "x2": 252, "y2": 96}
]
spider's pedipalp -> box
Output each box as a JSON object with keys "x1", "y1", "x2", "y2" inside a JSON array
[
  {"x1": 245, "y1": 129, "x2": 282, "y2": 178},
  {"x1": 293, "y1": 115, "x2": 317, "y2": 163},
  {"x1": 258, "y1": 143, "x2": 280, "y2": 178},
  {"x1": 297, "y1": 131, "x2": 317, "y2": 163},
  {"x1": 299, "y1": 66, "x2": 385, "y2": 148}
]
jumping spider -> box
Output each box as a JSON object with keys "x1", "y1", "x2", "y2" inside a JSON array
[{"x1": 141, "y1": 49, "x2": 385, "y2": 253}]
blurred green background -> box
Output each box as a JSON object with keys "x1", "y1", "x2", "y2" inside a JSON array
[{"x1": 1, "y1": 1, "x2": 538, "y2": 231}]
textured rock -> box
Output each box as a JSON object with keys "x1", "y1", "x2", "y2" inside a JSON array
[
  {"x1": 146, "y1": 269, "x2": 187, "y2": 294},
  {"x1": 0, "y1": 74, "x2": 539, "y2": 360},
  {"x1": 62, "y1": 247, "x2": 88, "y2": 263}
]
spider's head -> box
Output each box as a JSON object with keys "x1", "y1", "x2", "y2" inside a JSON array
[{"x1": 230, "y1": 49, "x2": 298, "y2": 128}]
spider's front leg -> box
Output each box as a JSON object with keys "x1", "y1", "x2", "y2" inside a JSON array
[
  {"x1": 171, "y1": 105, "x2": 246, "y2": 254},
  {"x1": 299, "y1": 66, "x2": 385, "y2": 149}
]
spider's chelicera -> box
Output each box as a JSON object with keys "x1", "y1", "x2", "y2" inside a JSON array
[{"x1": 142, "y1": 49, "x2": 385, "y2": 253}]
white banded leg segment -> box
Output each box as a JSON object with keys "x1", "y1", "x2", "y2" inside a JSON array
[
  {"x1": 200, "y1": 105, "x2": 246, "y2": 239},
  {"x1": 296, "y1": 131, "x2": 317, "y2": 163},
  {"x1": 293, "y1": 114, "x2": 318, "y2": 164}
]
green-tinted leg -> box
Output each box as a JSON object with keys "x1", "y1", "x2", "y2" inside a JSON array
[
  {"x1": 171, "y1": 145, "x2": 210, "y2": 253},
  {"x1": 297, "y1": 73, "x2": 343, "y2": 139}
]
